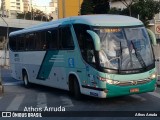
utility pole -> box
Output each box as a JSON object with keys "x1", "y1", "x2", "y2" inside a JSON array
[
  {"x1": 1, "y1": 0, "x2": 4, "y2": 17},
  {"x1": 30, "y1": 0, "x2": 33, "y2": 20},
  {"x1": 78, "y1": 0, "x2": 80, "y2": 15},
  {"x1": 62, "y1": 0, "x2": 65, "y2": 18}
]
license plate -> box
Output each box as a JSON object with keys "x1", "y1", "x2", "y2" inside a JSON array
[{"x1": 130, "y1": 88, "x2": 139, "y2": 93}]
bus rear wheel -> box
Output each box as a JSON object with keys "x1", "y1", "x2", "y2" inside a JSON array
[{"x1": 23, "y1": 72, "x2": 30, "y2": 88}]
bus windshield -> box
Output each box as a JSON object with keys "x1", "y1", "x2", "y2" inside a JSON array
[{"x1": 93, "y1": 26, "x2": 154, "y2": 71}]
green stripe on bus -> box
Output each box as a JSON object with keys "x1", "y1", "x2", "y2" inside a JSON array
[{"x1": 37, "y1": 51, "x2": 59, "y2": 80}]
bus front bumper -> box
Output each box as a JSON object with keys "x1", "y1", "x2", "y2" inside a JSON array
[
  {"x1": 81, "y1": 79, "x2": 156, "y2": 98},
  {"x1": 105, "y1": 79, "x2": 156, "y2": 98}
]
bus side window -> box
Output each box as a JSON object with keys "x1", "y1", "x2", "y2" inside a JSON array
[
  {"x1": 41, "y1": 31, "x2": 46, "y2": 50},
  {"x1": 46, "y1": 29, "x2": 58, "y2": 50},
  {"x1": 35, "y1": 32, "x2": 41, "y2": 50},
  {"x1": 73, "y1": 24, "x2": 90, "y2": 51},
  {"x1": 9, "y1": 36, "x2": 17, "y2": 51},
  {"x1": 17, "y1": 35, "x2": 25, "y2": 51},
  {"x1": 59, "y1": 26, "x2": 74, "y2": 50},
  {"x1": 73, "y1": 24, "x2": 96, "y2": 66},
  {"x1": 85, "y1": 34, "x2": 96, "y2": 64},
  {"x1": 35, "y1": 32, "x2": 46, "y2": 51},
  {"x1": 25, "y1": 33, "x2": 35, "y2": 51}
]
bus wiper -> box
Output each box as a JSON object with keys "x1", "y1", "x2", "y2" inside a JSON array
[
  {"x1": 131, "y1": 41, "x2": 146, "y2": 69},
  {"x1": 116, "y1": 42, "x2": 122, "y2": 71}
]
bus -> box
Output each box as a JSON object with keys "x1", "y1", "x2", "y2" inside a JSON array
[{"x1": 9, "y1": 15, "x2": 157, "y2": 99}]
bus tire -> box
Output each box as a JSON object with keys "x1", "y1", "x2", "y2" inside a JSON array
[
  {"x1": 69, "y1": 79, "x2": 74, "y2": 96},
  {"x1": 73, "y1": 78, "x2": 81, "y2": 100},
  {"x1": 23, "y1": 71, "x2": 30, "y2": 88}
]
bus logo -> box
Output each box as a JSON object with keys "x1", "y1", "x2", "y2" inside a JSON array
[
  {"x1": 132, "y1": 81, "x2": 137, "y2": 85},
  {"x1": 68, "y1": 58, "x2": 74, "y2": 68}
]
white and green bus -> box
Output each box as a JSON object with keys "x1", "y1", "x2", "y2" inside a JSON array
[{"x1": 9, "y1": 15, "x2": 157, "y2": 98}]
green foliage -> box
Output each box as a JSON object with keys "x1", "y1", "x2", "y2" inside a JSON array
[
  {"x1": 109, "y1": 0, "x2": 160, "y2": 26},
  {"x1": 17, "y1": 9, "x2": 51, "y2": 21},
  {"x1": 81, "y1": 0, "x2": 94, "y2": 15},
  {"x1": 108, "y1": 7, "x2": 122, "y2": 14},
  {"x1": 81, "y1": 0, "x2": 110, "y2": 15},
  {"x1": 123, "y1": 0, "x2": 160, "y2": 26},
  {"x1": 93, "y1": 0, "x2": 110, "y2": 14}
]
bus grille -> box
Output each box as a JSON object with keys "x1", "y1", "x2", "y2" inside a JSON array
[{"x1": 116, "y1": 78, "x2": 152, "y2": 86}]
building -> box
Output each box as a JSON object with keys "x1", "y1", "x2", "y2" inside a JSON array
[
  {"x1": 58, "y1": 0, "x2": 83, "y2": 19},
  {"x1": 49, "y1": 0, "x2": 58, "y2": 20},
  {"x1": 30, "y1": 0, "x2": 57, "y2": 20},
  {"x1": 1, "y1": 0, "x2": 24, "y2": 18},
  {"x1": 0, "y1": 1, "x2": 1, "y2": 10},
  {"x1": 23, "y1": 0, "x2": 29, "y2": 12}
]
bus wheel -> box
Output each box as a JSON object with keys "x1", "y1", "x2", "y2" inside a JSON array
[
  {"x1": 23, "y1": 72, "x2": 30, "y2": 88},
  {"x1": 73, "y1": 78, "x2": 81, "y2": 100}
]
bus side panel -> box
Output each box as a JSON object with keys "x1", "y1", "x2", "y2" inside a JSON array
[
  {"x1": 10, "y1": 51, "x2": 46, "y2": 83},
  {"x1": 30, "y1": 50, "x2": 68, "y2": 89},
  {"x1": 65, "y1": 49, "x2": 92, "y2": 94},
  {"x1": 9, "y1": 51, "x2": 22, "y2": 80}
]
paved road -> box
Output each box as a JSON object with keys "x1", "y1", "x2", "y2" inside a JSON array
[{"x1": 1, "y1": 68, "x2": 160, "y2": 120}]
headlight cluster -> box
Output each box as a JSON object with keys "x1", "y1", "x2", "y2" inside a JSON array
[
  {"x1": 106, "y1": 79, "x2": 119, "y2": 85},
  {"x1": 97, "y1": 73, "x2": 157, "y2": 86},
  {"x1": 149, "y1": 73, "x2": 157, "y2": 79},
  {"x1": 97, "y1": 76, "x2": 119, "y2": 85}
]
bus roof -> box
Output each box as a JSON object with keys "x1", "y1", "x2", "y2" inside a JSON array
[
  {"x1": 71, "y1": 15, "x2": 143, "y2": 26},
  {"x1": 10, "y1": 15, "x2": 143, "y2": 36}
]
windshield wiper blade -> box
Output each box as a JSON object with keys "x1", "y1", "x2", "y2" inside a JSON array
[
  {"x1": 116, "y1": 42, "x2": 122, "y2": 72},
  {"x1": 131, "y1": 41, "x2": 146, "y2": 69}
]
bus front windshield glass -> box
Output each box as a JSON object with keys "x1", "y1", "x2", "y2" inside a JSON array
[{"x1": 93, "y1": 27, "x2": 154, "y2": 71}]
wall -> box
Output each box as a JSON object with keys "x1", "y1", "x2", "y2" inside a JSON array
[
  {"x1": 58, "y1": 0, "x2": 83, "y2": 19},
  {"x1": 0, "y1": 17, "x2": 45, "y2": 28}
]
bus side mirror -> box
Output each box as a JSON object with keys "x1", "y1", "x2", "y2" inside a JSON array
[
  {"x1": 147, "y1": 29, "x2": 157, "y2": 45},
  {"x1": 87, "y1": 30, "x2": 101, "y2": 51}
]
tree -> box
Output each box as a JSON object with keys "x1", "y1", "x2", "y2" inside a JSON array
[
  {"x1": 111, "y1": 0, "x2": 137, "y2": 16},
  {"x1": 122, "y1": 0, "x2": 160, "y2": 26},
  {"x1": 109, "y1": 0, "x2": 160, "y2": 26},
  {"x1": 17, "y1": 9, "x2": 50, "y2": 21},
  {"x1": 93, "y1": 0, "x2": 110, "y2": 14},
  {"x1": 81, "y1": 0, "x2": 110, "y2": 15},
  {"x1": 108, "y1": 7, "x2": 122, "y2": 14},
  {"x1": 81, "y1": 0, "x2": 94, "y2": 15}
]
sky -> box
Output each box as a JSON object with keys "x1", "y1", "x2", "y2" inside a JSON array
[{"x1": 33, "y1": 0, "x2": 51, "y2": 6}]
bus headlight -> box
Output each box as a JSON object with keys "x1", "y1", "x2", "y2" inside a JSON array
[
  {"x1": 106, "y1": 79, "x2": 119, "y2": 85},
  {"x1": 97, "y1": 76, "x2": 119, "y2": 85},
  {"x1": 150, "y1": 73, "x2": 157, "y2": 79}
]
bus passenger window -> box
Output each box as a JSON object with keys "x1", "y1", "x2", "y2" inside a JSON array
[
  {"x1": 73, "y1": 24, "x2": 96, "y2": 66},
  {"x1": 85, "y1": 35, "x2": 96, "y2": 64},
  {"x1": 46, "y1": 29, "x2": 58, "y2": 50},
  {"x1": 9, "y1": 36, "x2": 17, "y2": 51},
  {"x1": 25, "y1": 33, "x2": 35, "y2": 51},
  {"x1": 35, "y1": 32, "x2": 46, "y2": 51},
  {"x1": 60, "y1": 26, "x2": 74, "y2": 50},
  {"x1": 41, "y1": 32, "x2": 46, "y2": 50},
  {"x1": 17, "y1": 35, "x2": 25, "y2": 51}
]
